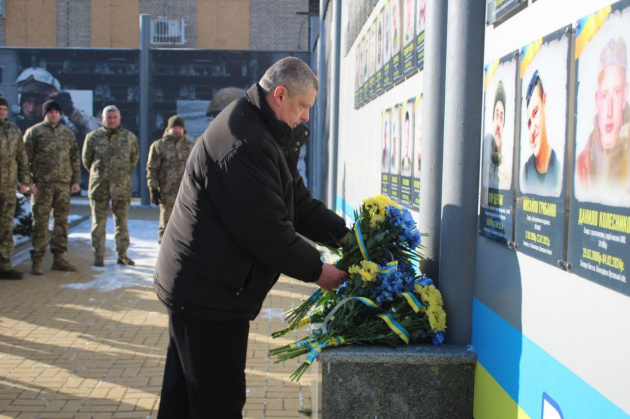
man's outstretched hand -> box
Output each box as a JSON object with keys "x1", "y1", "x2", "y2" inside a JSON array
[{"x1": 315, "y1": 263, "x2": 349, "y2": 292}]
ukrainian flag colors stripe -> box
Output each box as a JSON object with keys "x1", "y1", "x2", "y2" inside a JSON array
[
  {"x1": 520, "y1": 38, "x2": 542, "y2": 79},
  {"x1": 354, "y1": 220, "x2": 370, "y2": 260},
  {"x1": 474, "y1": 362, "x2": 530, "y2": 419},
  {"x1": 575, "y1": 5, "x2": 611, "y2": 60},
  {"x1": 401, "y1": 292, "x2": 422, "y2": 312},
  {"x1": 375, "y1": 313, "x2": 410, "y2": 344},
  {"x1": 484, "y1": 60, "x2": 499, "y2": 91},
  {"x1": 473, "y1": 298, "x2": 628, "y2": 418}
]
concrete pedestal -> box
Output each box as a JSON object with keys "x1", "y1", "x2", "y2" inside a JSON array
[{"x1": 319, "y1": 344, "x2": 476, "y2": 418}]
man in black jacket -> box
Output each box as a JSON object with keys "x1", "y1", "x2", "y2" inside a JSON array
[{"x1": 154, "y1": 57, "x2": 349, "y2": 418}]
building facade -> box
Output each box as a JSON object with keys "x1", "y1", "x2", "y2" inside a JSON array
[{"x1": 0, "y1": 0, "x2": 311, "y2": 51}]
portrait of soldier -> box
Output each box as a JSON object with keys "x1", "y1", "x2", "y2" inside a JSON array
[
  {"x1": 382, "y1": 117, "x2": 391, "y2": 173},
  {"x1": 401, "y1": 109, "x2": 413, "y2": 176},
  {"x1": 414, "y1": 97, "x2": 423, "y2": 179},
  {"x1": 404, "y1": 0, "x2": 414, "y2": 46},
  {"x1": 392, "y1": 0, "x2": 401, "y2": 54},
  {"x1": 416, "y1": 0, "x2": 426, "y2": 35},
  {"x1": 482, "y1": 80, "x2": 511, "y2": 190},
  {"x1": 384, "y1": 2, "x2": 392, "y2": 63},
  {"x1": 521, "y1": 70, "x2": 561, "y2": 196},
  {"x1": 377, "y1": 17, "x2": 384, "y2": 71},
  {"x1": 576, "y1": 37, "x2": 630, "y2": 199}
]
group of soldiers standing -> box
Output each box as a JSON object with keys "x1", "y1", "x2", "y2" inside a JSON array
[{"x1": 0, "y1": 88, "x2": 243, "y2": 280}]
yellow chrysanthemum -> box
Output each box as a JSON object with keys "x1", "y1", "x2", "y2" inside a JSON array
[
  {"x1": 415, "y1": 284, "x2": 444, "y2": 308},
  {"x1": 349, "y1": 260, "x2": 379, "y2": 283},
  {"x1": 362, "y1": 195, "x2": 400, "y2": 227},
  {"x1": 426, "y1": 305, "x2": 447, "y2": 332}
]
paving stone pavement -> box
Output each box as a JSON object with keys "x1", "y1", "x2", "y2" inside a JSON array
[{"x1": 0, "y1": 199, "x2": 322, "y2": 418}]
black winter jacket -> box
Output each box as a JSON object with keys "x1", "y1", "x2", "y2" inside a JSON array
[{"x1": 154, "y1": 84, "x2": 348, "y2": 320}]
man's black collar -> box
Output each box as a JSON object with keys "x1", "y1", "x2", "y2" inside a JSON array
[{"x1": 245, "y1": 84, "x2": 307, "y2": 148}]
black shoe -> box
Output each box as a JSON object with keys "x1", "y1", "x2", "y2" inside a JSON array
[
  {"x1": 94, "y1": 255, "x2": 104, "y2": 267},
  {"x1": 0, "y1": 269, "x2": 24, "y2": 280}
]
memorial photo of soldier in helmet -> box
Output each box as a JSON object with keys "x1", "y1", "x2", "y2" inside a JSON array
[
  {"x1": 14, "y1": 66, "x2": 101, "y2": 193},
  {"x1": 16, "y1": 67, "x2": 101, "y2": 142}
]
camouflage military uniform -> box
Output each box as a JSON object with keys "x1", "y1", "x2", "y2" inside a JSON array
[
  {"x1": 147, "y1": 133, "x2": 194, "y2": 242},
  {"x1": 0, "y1": 119, "x2": 30, "y2": 271},
  {"x1": 23, "y1": 120, "x2": 80, "y2": 261},
  {"x1": 82, "y1": 126, "x2": 139, "y2": 260}
]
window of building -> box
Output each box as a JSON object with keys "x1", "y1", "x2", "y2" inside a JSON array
[{"x1": 151, "y1": 18, "x2": 186, "y2": 46}]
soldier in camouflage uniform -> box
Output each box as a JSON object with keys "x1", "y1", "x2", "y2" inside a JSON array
[
  {"x1": 147, "y1": 115, "x2": 193, "y2": 243},
  {"x1": 24, "y1": 100, "x2": 81, "y2": 275},
  {"x1": 0, "y1": 97, "x2": 34, "y2": 280},
  {"x1": 82, "y1": 105, "x2": 139, "y2": 267}
]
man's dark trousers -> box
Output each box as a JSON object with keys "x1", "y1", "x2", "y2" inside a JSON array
[{"x1": 157, "y1": 309, "x2": 250, "y2": 418}]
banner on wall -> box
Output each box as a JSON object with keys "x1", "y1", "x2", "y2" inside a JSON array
[
  {"x1": 390, "y1": 103, "x2": 402, "y2": 200},
  {"x1": 515, "y1": 26, "x2": 571, "y2": 266},
  {"x1": 355, "y1": 35, "x2": 362, "y2": 109},
  {"x1": 391, "y1": 0, "x2": 404, "y2": 85},
  {"x1": 479, "y1": 50, "x2": 518, "y2": 245},
  {"x1": 375, "y1": 9, "x2": 385, "y2": 96},
  {"x1": 383, "y1": 0, "x2": 394, "y2": 91},
  {"x1": 368, "y1": 23, "x2": 377, "y2": 101},
  {"x1": 400, "y1": 98, "x2": 415, "y2": 208},
  {"x1": 567, "y1": 1, "x2": 630, "y2": 296},
  {"x1": 486, "y1": 0, "x2": 527, "y2": 27},
  {"x1": 416, "y1": 0, "x2": 426, "y2": 71},
  {"x1": 413, "y1": 93, "x2": 422, "y2": 212},
  {"x1": 381, "y1": 107, "x2": 392, "y2": 196},
  {"x1": 402, "y1": 0, "x2": 417, "y2": 78}
]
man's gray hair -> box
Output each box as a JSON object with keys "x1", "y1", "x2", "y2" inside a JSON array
[
  {"x1": 101, "y1": 105, "x2": 120, "y2": 117},
  {"x1": 259, "y1": 57, "x2": 318, "y2": 96}
]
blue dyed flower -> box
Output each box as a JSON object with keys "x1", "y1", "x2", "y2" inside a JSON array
[
  {"x1": 419, "y1": 276, "x2": 433, "y2": 287},
  {"x1": 432, "y1": 331, "x2": 445, "y2": 345}
]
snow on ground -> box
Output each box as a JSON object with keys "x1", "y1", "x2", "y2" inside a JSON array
[
  {"x1": 13, "y1": 217, "x2": 160, "y2": 292},
  {"x1": 62, "y1": 218, "x2": 159, "y2": 292}
]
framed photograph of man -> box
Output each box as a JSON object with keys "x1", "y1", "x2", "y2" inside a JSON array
[
  {"x1": 400, "y1": 98, "x2": 415, "y2": 208},
  {"x1": 478, "y1": 51, "x2": 518, "y2": 244},
  {"x1": 515, "y1": 26, "x2": 571, "y2": 266},
  {"x1": 382, "y1": 107, "x2": 393, "y2": 196},
  {"x1": 416, "y1": 0, "x2": 426, "y2": 70},
  {"x1": 402, "y1": 0, "x2": 417, "y2": 78},
  {"x1": 368, "y1": 23, "x2": 377, "y2": 100},
  {"x1": 383, "y1": 0, "x2": 394, "y2": 91},
  {"x1": 355, "y1": 38, "x2": 362, "y2": 109},
  {"x1": 518, "y1": 33, "x2": 569, "y2": 198},
  {"x1": 375, "y1": 11, "x2": 385, "y2": 96},
  {"x1": 376, "y1": 11, "x2": 384, "y2": 73},
  {"x1": 390, "y1": 103, "x2": 402, "y2": 201},
  {"x1": 363, "y1": 33, "x2": 370, "y2": 104},
  {"x1": 568, "y1": 0, "x2": 630, "y2": 297},
  {"x1": 412, "y1": 94, "x2": 422, "y2": 211},
  {"x1": 573, "y1": 3, "x2": 630, "y2": 207},
  {"x1": 391, "y1": 0, "x2": 404, "y2": 84},
  {"x1": 481, "y1": 56, "x2": 516, "y2": 192}
]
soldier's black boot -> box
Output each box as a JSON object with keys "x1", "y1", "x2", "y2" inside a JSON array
[
  {"x1": 31, "y1": 250, "x2": 44, "y2": 275},
  {"x1": 94, "y1": 254, "x2": 104, "y2": 267},
  {"x1": 52, "y1": 255, "x2": 77, "y2": 272},
  {"x1": 0, "y1": 269, "x2": 23, "y2": 280}
]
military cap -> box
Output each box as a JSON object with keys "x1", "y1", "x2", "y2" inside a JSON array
[
  {"x1": 600, "y1": 37, "x2": 627, "y2": 71},
  {"x1": 42, "y1": 100, "x2": 61, "y2": 116}
]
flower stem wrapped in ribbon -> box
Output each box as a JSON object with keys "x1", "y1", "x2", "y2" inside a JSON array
[{"x1": 270, "y1": 195, "x2": 446, "y2": 380}]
